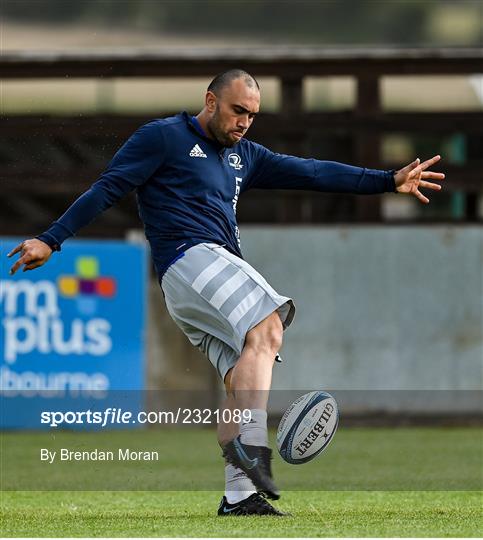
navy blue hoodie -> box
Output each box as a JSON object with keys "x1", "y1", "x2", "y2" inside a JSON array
[{"x1": 38, "y1": 112, "x2": 395, "y2": 278}]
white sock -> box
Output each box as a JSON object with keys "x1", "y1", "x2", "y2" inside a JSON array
[
  {"x1": 239, "y1": 408, "x2": 268, "y2": 447},
  {"x1": 224, "y1": 463, "x2": 256, "y2": 504}
]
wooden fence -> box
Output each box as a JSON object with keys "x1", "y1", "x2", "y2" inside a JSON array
[{"x1": 2, "y1": 47, "x2": 482, "y2": 236}]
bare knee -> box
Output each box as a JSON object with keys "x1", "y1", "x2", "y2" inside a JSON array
[{"x1": 245, "y1": 311, "x2": 283, "y2": 358}]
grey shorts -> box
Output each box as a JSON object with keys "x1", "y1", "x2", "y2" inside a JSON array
[{"x1": 161, "y1": 243, "x2": 295, "y2": 380}]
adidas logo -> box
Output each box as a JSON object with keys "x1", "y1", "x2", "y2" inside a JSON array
[{"x1": 189, "y1": 144, "x2": 207, "y2": 158}]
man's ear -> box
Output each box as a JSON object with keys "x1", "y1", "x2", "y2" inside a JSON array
[{"x1": 206, "y1": 91, "x2": 217, "y2": 113}]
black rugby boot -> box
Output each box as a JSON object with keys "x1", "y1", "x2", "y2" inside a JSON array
[
  {"x1": 223, "y1": 436, "x2": 280, "y2": 500},
  {"x1": 217, "y1": 493, "x2": 288, "y2": 516}
]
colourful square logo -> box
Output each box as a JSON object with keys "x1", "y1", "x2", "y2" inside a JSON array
[{"x1": 58, "y1": 256, "x2": 116, "y2": 301}]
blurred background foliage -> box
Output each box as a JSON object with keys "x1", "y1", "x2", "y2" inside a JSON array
[{"x1": 2, "y1": 0, "x2": 482, "y2": 47}]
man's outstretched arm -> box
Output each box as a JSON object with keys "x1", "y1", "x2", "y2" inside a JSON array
[
  {"x1": 8, "y1": 121, "x2": 165, "y2": 275},
  {"x1": 245, "y1": 144, "x2": 444, "y2": 202}
]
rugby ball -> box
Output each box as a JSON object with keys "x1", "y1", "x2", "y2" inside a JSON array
[{"x1": 277, "y1": 391, "x2": 339, "y2": 464}]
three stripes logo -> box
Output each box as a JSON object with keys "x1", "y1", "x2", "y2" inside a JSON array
[{"x1": 189, "y1": 144, "x2": 207, "y2": 158}]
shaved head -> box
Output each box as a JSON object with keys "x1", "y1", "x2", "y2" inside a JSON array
[
  {"x1": 196, "y1": 69, "x2": 261, "y2": 147},
  {"x1": 207, "y1": 69, "x2": 259, "y2": 97}
]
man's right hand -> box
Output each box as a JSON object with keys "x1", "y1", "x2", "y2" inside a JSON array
[{"x1": 8, "y1": 239, "x2": 53, "y2": 275}]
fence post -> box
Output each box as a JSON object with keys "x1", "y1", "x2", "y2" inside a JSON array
[
  {"x1": 355, "y1": 74, "x2": 382, "y2": 221},
  {"x1": 280, "y1": 76, "x2": 305, "y2": 221}
]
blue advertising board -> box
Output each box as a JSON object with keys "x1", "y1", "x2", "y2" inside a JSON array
[{"x1": 0, "y1": 238, "x2": 147, "y2": 428}]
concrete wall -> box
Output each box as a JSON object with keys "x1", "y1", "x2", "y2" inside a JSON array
[{"x1": 148, "y1": 226, "x2": 482, "y2": 413}]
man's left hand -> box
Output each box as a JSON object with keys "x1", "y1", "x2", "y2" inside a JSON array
[{"x1": 394, "y1": 155, "x2": 444, "y2": 204}]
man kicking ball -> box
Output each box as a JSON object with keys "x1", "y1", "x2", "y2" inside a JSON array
[{"x1": 8, "y1": 69, "x2": 444, "y2": 516}]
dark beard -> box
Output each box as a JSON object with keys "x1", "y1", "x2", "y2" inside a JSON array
[{"x1": 206, "y1": 110, "x2": 236, "y2": 148}]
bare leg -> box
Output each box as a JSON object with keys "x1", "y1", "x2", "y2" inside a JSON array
[
  {"x1": 231, "y1": 311, "x2": 282, "y2": 410},
  {"x1": 217, "y1": 310, "x2": 283, "y2": 447}
]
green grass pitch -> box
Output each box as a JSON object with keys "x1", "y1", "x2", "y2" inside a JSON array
[{"x1": 1, "y1": 427, "x2": 482, "y2": 537}]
